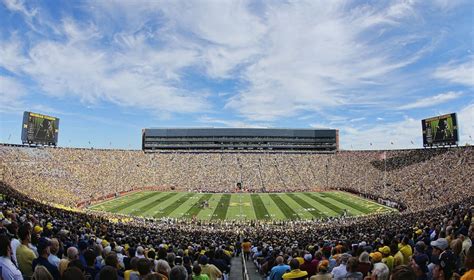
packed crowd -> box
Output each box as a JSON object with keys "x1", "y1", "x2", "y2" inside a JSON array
[
  {"x1": 0, "y1": 145, "x2": 472, "y2": 211},
  {"x1": 0, "y1": 181, "x2": 473, "y2": 280}
]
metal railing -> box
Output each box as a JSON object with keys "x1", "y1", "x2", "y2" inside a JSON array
[{"x1": 241, "y1": 252, "x2": 250, "y2": 280}]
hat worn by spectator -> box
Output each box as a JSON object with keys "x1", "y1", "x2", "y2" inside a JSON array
[
  {"x1": 370, "y1": 252, "x2": 383, "y2": 262},
  {"x1": 378, "y1": 246, "x2": 390, "y2": 255},
  {"x1": 430, "y1": 238, "x2": 448, "y2": 250},
  {"x1": 34, "y1": 225, "x2": 43, "y2": 234},
  {"x1": 304, "y1": 254, "x2": 312, "y2": 262}
]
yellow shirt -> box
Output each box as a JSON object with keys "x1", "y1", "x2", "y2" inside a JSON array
[
  {"x1": 282, "y1": 269, "x2": 308, "y2": 279},
  {"x1": 201, "y1": 264, "x2": 222, "y2": 280},
  {"x1": 393, "y1": 251, "x2": 404, "y2": 267},
  {"x1": 382, "y1": 256, "x2": 394, "y2": 271},
  {"x1": 16, "y1": 244, "x2": 36, "y2": 277},
  {"x1": 398, "y1": 244, "x2": 412, "y2": 264}
]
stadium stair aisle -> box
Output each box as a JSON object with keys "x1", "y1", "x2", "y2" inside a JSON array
[
  {"x1": 229, "y1": 256, "x2": 263, "y2": 280},
  {"x1": 229, "y1": 257, "x2": 243, "y2": 279},
  {"x1": 245, "y1": 258, "x2": 264, "y2": 280}
]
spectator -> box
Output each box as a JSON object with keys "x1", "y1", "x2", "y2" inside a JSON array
[
  {"x1": 169, "y1": 265, "x2": 188, "y2": 280},
  {"x1": 63, "y1": 267, "x2": 86, "y2": 280},
  {"x1": 269, "y1": 256, "x2": 291, "y2": 280},
  {"x1": 192, "y1": 265, "x2": 209, "y2": 280},
  {"x1": 461, "y1": 246, "x2": 474, "y2": 280},
  {"x1": 16, "y1": 224, "x2": 36, "y2": 278},
  {"x1": 59, "y1": 246, "x2": 79, "y2": 277},
  {"x1": 99, "y1": 265, "x2": 119, "y2": 280},
  {"x1": 390, "y1": 265, "x2": 416, "y2": 280},
  {"x1": 369, "y1": 252, "x2": 389, "y2": 280},
  {"x1": 300, "y1": 253, "x2": 317, "y2": 277},
  {"x1": 282, "y1": 258, "x2": 308, "y2": 280},
  {"x1": 32, "y1": 238, "x2": 60, "y2": 280},
  {"x1": 332, "y1": 253, "x2": 351, "y2": 278},
  {"x1": 48, "y1": 238, "x2": 61, "y2": 268},
  {"x1": 357, "y1": 252, "x2": 371, "y2": 277},
  {"x1": 32, "y1": 265, "x2": 53, "y2": 280},
  {"x1": 198, "y1": 256, "x2": 222, "y2": 280},
  {"x1": 0, "y1": 234, "x2": 22, "y2": 280},
  {"x1": 341, "y1": 257, "x2": 363, "y2": 280},
  {"x1": 309, "y1": 260, "x2": 331, "y2": 280}
]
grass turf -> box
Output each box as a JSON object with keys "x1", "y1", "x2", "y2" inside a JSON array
[{"x1": 89, "y1": 191, "x2": 395, "y2": 221}]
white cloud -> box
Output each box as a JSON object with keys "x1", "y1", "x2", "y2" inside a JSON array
[
  {"x1": 2, "y1": 0, "x2": 37, "y2": 18},
  {"x1": 9, "y1": 19, "x2": 210, "y2": 115},
  {"x1": 434, "y1": 57, "x2": 474, "y2": 87},
  {"x1": 198, "y1": 116, "x2": 269, "y2": 128},
  {"x1": 224, "y1": 1, "x2": 428, "y2": 120},
  {"x1": 0, "y1": 75, "x2": 26, "y2": 112},
  {"x1": 458, "y1": 103, "x2": 474, "y2": 144},
  {"x1": 340, "y1": 117, "x2": 422, "y2": 150},
  {"x1": 397, "y1": 91, "x2": 462, "y2": 110},
  {"x1": 0, "y1": 37, "x2": 29, "y2": 74}
]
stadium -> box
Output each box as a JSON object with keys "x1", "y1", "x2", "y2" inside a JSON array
[{"x1": 1, "y1": 2, "x2": 473, "y2": 280}]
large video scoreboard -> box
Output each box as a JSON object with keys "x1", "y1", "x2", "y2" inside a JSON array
[
  {"x1": 21, "y1": 111, "x2": 60, "y2": 146},
  {"x1": 422, "y1": 113, "x2": 458, "y2": 147}
]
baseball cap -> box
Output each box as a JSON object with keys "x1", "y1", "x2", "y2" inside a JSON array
[
  {"x1": 430, "y1": 238, "x2": 448, "y2": 250},
  {"x1": 378, "y1": 246, "x2": 391, "y2": 255},
  {"x1": 369, "y1": 252, "x2": 383, "y2": 262},
  {"x1": 304, "y1": 254, "x2": 312, "y2": 262}
]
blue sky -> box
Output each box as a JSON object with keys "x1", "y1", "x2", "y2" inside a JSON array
[{"x1": 0, "y1": 0, "x2": 472, "y2": 150}]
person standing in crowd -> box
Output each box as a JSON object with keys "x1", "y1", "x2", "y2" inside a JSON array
[
  {"x1": 199, "y1": 256, "x2": 222, "y2": 280},
  {"x1": 410, "y1": 254, "x2": 429, "y2": 280},
  {"x1": 16, "y1": 224, "x2": 36, "y2": 278},
  {"x1": 430, "y1": 238, "x2": 456, "y2": 280},
  {"x1": 389, "y1": 265, "x2": 416, "y2": 280},
  {"x1": 282, "y1": 259, "x2": 308, "y2": 280},
  {"x1": 310, "y1": 260, "x2": 331, "y2": 280},
  {"x1": 32, "y1": 238, "x2": 60, "y2": 280},
  {"x1": 332, "y1": 253, "x2": 351, "y2": 278},
  {"x1": 398, "y1": 236, "x2": 413, "y2": 265},
  {"x1": 0, "y1": 235, "x2": 22, "y2": 280},
  {"x1": 300, "y1": 253, "x2": 317, "y2": 277},
  {"x1": 269, "y1": 256, "x2": 291, "y2": 280},
  {"x1": 6, "y1": 222, "x2": 20, "y2": 266},
  {"x1": 461, "y1": 246, "x2": 474, "y2": 280},
  {"x1": 369, "y1": 252, "x2": 389, "y2": 280},
  {"x1": 48, "y1": 238, "x2": 60, "y2": 268},
  {"x1": 192, "y1": 264, "x2": 209, "y2": 280},
  {"x1": 59, "y1": 246, "x2": 79, "y2": 277},
  {"x1": 340, "y1": 257, "x2": 363, "y2": 280},
  {"x1": 357, "y1": 252, "x2": 371, "y2": 277},
  {"x1": 379, "y1": 246, "x2": 393, "y2": 273},
  {"x1": 242, "y1": 239, "x2": 252, "y2": 261}
]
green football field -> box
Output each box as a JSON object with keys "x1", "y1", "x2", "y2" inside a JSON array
[{"x1": 88, "y1": 191, "x2": 395, "y2": 221}]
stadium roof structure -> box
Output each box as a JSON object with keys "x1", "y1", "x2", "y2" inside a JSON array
[{"x1": 142, "y1": 127, "x2": 339, "y2": 151}]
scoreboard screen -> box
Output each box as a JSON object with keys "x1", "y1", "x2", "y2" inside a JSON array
[
  {"x1": 422, "y1": 113, "x2": 458, "y2": 147},
  {"x1": 21, "y1": 111, "x2": 60, "y2": 146}
]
